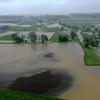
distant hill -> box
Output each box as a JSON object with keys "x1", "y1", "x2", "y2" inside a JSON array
[{"x1": 70, "y1": 13, "x2": 100, "y2": 19}]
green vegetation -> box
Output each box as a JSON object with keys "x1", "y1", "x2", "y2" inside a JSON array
[
  {"x1": 41, "y1": 34, "x2": 48, "y2": 44},
  {"x1": 59, "y1": 34, "x2": 69, "y2": 42},
  {"x1": 50, "y1": 32, "x2": 60, "y2": 42},
  {"x1": 28, "y1": 32, "x2": 37, "y2": 43},
  {"x1": 50, "y1": 31, "x2": 70, "y2": 43},
  {"x1": 70, "y1": 31, "x2": 77, "y2": 40},
  {"x1": 83, "y1": 34, "x2": 99, "y2": 48},
  {"x1": 0, "y1": 34, "x2": 14, "y2": 41},
  {"x1": 0, "y1": 89, "x2": 63, "y2": 100},
  {"x1": 75, "y1": 24, "x2": 100, "y2": 66},
  {"x1": 84, "y1": 47, "x2": 100, "y2": 66},
  {"x1": 8, "y1": 26, "x2": 36, "y2": 31},
  {"x1": 78, "y1": 41, "x2": 100, "y2": 66},
  {"x1": 12, "y1": 34, "x2": 24, "y2": 43}
]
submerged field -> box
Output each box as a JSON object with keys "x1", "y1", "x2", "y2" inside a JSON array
[
  {"x1": 0, "y1": 43, "x2": 99, "y2": 100},
  {"x1": 0, "y1": 22, "x2": 100, "y2": 100}
]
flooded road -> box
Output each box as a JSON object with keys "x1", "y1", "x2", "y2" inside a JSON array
[{"x1": 0, "y1": 43, "x2": 100, "y2": 100}]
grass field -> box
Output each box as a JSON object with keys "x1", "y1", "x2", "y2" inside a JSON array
[
  {"x1": 75, "y1": 36, "x2": 100, "y2": 66},
  {"x1": 8, "y1": 26, "x2": 37, "y2": 31},
  {"x1": 0, "y1": 89, "x2": 64, "y2": 100},
  {"x1": 84, "y1": 48, "x2": 100, "y2": 66},
  {"x1": 49, "y1": 32, "x2": 60, "y2": 42},
  {"x1": 0, "y1": 34, "x2": 14, "y2": 41}
]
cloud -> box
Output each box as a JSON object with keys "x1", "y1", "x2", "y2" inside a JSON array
[{"x1": 0, "y1": 0, "x2": 99, "y2": 15}]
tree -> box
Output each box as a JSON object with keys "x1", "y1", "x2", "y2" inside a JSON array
[
  {"x1": 98, "y1": 33, "x2": 100, "y2": 39},
  {"x1": 59, "y1": 34, "x2": 69, "y2": 42},
  {"x1": 83, "y1": 35, "x2": 90, "y2": 48},
  {"x1": 71, "y1": 31, "x2": 77, "y2": 39},
  {"x1": 21, "y1": 34, "x2": 25, "y2": 42},
  {"x1": 85, "y1": 27, "x2": 91, "y2": 32},
  {"x1": 12, "y1": 34, "x2": 23, "y2": 43},
  {"x1": 28, "y1": 32, "x2": 37, "y2": 43},
  {"x1": 41, "y1": 34, "x2": 48, "y2": 44},
  {"x1": 83, "y1": 34, "x2": 99, "y2": 48},
  {"x1": 90, "y1": 35, "x2": 99, "y2": 47},
  {"x1": 44, "y1": 35, "x2": 48, "y2": 41}
]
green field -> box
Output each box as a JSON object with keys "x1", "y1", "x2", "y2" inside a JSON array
[
  {"x1": 49, "y1": 32, "x2": 60, "y2": 42},
  {"x1": 8, "y1": 26, "x2": 37, "y2": 31},
  {"x1": 84, "y1": 48, "x2": 100, "y2": 66},
  {"x1": 0, "y1": 89, "x2": 63, "y2": 100},
  {"x1": 50, "y1": 30, "x2": 62, "y2": 42},
  {"x1": 75, "y1": 39, "x2": 100, "y2": 66},
  {"x1": 0, "y1": 34, "x2": 14, "y2": 41}
]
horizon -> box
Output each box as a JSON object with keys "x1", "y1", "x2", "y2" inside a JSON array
[{"x1": 0, "y1": 13, "x2": 100, "y2": 16}]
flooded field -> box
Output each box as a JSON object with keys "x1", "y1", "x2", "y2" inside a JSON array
[{"x1": 0, "y1": 43, "x2": 100, "y2": 100}]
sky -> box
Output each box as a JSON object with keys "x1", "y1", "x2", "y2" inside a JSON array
[{"x1": 0, "y1": 0, "x2": 100, "y2": 15}]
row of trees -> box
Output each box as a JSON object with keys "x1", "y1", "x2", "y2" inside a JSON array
[
  {"x1": 12, "y1": 32, "x2": 48, "y2": 44},
  {"x1": 83, "y1": 34, "x2": 100, "y2": 48},
  {"x1": 81, "y1": 25, "x2": 100, "y2": 33},
  {"x1": 28, "y1": 32, "x2": 37, "y2": 43},
  {"x1": 11, "y1": 30, "x2": 78, "y2": 43}
]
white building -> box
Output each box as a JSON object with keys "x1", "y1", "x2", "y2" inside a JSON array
[{"x1": 47, "y1": 23, "x2": 62, "y2": 29}]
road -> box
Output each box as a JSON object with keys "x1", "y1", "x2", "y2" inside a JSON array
[{"x1": 76, "y1": 30, "x2": 84, "y2": 43}]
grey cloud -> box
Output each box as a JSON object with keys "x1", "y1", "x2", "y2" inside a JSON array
[{"x1": 0, "y1": 0, "x2": 100, "y2": 15}]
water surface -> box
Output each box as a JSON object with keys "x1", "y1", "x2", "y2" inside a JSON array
[{"x1": 0, "y1": 43, "x2": 100, "y2": 100}]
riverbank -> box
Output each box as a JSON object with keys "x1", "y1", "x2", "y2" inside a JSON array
[
  {"x1": 84, "y1": 47, "x2": 100, "y2": 66},
  {"x1": 0, "y1": 89, "x2": 63, "y2": 100},
  {"x1": 0, "y1": 41, "x2": 14, "y2": 44},
  {"x1": 78, "y1": 41, "x2": 100, "y2": 66}
]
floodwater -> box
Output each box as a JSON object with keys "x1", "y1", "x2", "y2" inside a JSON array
[{"x1": 0, "y1": 43, "x2": 100, "y2": 100}]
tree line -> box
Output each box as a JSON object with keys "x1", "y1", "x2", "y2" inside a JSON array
[{"x1": 11, "y1": 32, "x2": 48, "y2": 44}]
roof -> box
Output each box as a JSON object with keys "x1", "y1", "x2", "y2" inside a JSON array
[{"x1": 47, "y1": 23, "x2": 62, "y2": 29}]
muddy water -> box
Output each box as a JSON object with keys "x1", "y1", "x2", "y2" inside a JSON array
[{"x1": 0, "y1": 43, "x2": 100, "y2": 100}]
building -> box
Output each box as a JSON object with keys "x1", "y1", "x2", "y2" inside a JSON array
[{"x1": 47, "y1": 23, "x2": 62, "y2": 29}]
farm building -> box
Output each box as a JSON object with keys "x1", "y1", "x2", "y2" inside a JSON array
[{"x1": 47, "y1": 23, "x2": 62, "y2": 29}]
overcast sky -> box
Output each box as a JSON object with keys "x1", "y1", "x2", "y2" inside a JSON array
[{"x1": 0, "y1": 0, "x2": 100, "y2": 15}]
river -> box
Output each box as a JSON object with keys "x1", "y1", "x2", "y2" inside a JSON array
[{"x1": 0, "y1": 43, "x2": 100, "y2": 100}]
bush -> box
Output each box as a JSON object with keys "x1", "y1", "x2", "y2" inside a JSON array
[
  {"x1": 41, "y1": 34, "x2": 48, "y2": 44},
  {"x1": 71, "y1": 31, "x2": 77, "y2": 39},
  {"x1": 12, "y1": 34, "x2": 23, "y2": 43},
  {"x1": 83, "y1": 34, "x2": 99, "y2": 48},
  {"x1": 59, "y1": 34, "x2": 69, "y2": 42}
]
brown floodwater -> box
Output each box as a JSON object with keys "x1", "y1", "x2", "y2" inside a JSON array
[{"x1": 0, "y1": 43, "x2": 100, "y2": 100}]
